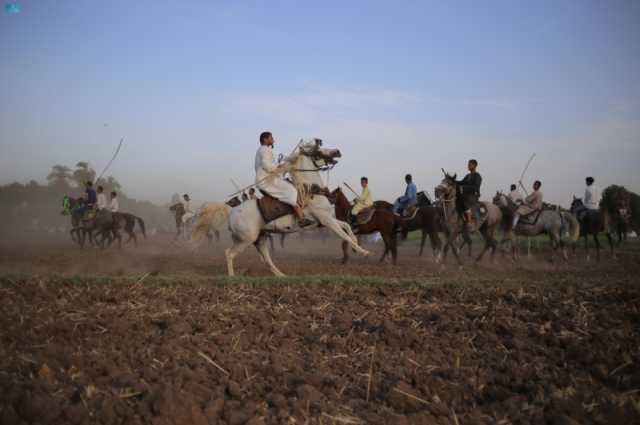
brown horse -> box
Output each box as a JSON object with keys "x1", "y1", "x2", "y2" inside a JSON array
[
  {"x1": 373, "y1": 199, "x2": 446, "y2": 259},
  {"x1": 570, "y1": 197, "x2": 614, "y2": 261},
  {"x1": 98, "y1": 212, "x2": 147, "y2": 248},
  {"x1": 331, "y1": 188, "x2": 401, "y2": 265},
  {"x1": 435, "y1": 173, "x2": 503, "y2": 265}
]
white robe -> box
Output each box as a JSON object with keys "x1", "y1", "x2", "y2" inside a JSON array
[
  {"x1": 109, "y1": 198, "x2": 119, "y2": 212},
  {"x1": 584, "y1": 185, "x2": 600, "y2": 210},
  {"x1": 97, "y1": 193, "x2": 108, "y2": 210},
  {"x1": 508, "y1": 190, "x2": 523, "y2": 204},
  {"x1": 255, "y1": 145, "x2": 298, "y2": 207}
]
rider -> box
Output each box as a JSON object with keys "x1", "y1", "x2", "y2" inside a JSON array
[
  {"x1": 508, "y1": 184, "x2": 523, "y2": 203},
  {"x1": 182, "y1": 194, "x2": 195, "y2": 224},
  {"x1": 109, "y1": 191, "x2": 119, "y2": 213},
  {"x1": 85, "y1": 181, "x2": 97, "y2": 209},
  {"x1": 393, "y1": 174, "x2": 417, "y2": 215},
  {"x1": 512, "y1": 180, "x2": 543, "y2": 229},
  {"x1": 351, "y1": 177, "x2": 374, "y2": 220},
  {"x1": 96, "y1": 186, "x2": 108, "y2": 211},
  {"x1": 457, "y1": 159, "x2": 482, "y2": 223},
  {"x1": 584, "y1": 176, "x2": 601, "y2": 210},
  {"x1": 255, "y1": 131, "x2": 311, "y2": 226}
]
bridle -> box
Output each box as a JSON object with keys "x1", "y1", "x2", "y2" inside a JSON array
[{"x1": 294, "y1": 146, "x2": 338, "y2": 172}]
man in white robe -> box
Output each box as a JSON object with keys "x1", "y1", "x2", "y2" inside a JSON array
[
  {"x1": 584, "y1": 177, "x2": 601, "y2": 210},
  {"x1": 109, "y1": 191, "x2": 119, "y2": 212},
  {"x1": 255, "y1": 131, "x2": 309, "y2": 225}
]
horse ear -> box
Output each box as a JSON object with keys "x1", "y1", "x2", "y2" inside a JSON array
[
  {"x1": 441, "y1": 168, "x2": 446, "y2": 176},
  {"x1": 453, "y1": 173, "x2": 457, "y2": 180}
]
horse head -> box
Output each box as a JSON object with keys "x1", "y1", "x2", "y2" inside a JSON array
[
  {"x1": 492, "y1": 191, "x2": 505, "y2": 206},
  {"x1": 298, "y1": 137, "x2": 341, "y2": 167},
  {"x1": 435, "y1": 172, "x2": 457, "y2": 201},
  {"x1": 570, "y1": 197, "x2": 584, "y2": 213}
]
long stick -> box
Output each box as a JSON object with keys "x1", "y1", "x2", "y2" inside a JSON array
[
  {"x1": 518, "y1": 153, "x2": 536, "y2": 197},
  {"x1": 343, "y1": 182, "x2": 359, "y2": 197},
  {"x1": 96, "y1": 138, "x2": 124, "y2": 182}
]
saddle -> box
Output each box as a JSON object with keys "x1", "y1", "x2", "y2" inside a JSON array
[
  {"x1": 470, "y1": 203, "x2": 489, "y2": 222},
  {"x1": 518, "y1": 209, "x2": 542, "y2": 226},
  {"x1": 396, "y1": 206, "x2": 419, "y2": 220},
  {"x1": 82, "y1": 209, "x2": 97, "y2": 221},
  {"x1": 257, "y1": 192, "x2": 294, "y2": 223},
  {"x1": 353, "y1": 207, "x2": 376, "y2": 226}
]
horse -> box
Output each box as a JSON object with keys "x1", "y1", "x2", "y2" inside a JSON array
[
  {"x1": 330, "y1": 187, "x2": 401, "y2": 264},
  {"x1": 601, "y1": 185, "x2": 636, "y2": 243},
  {"x1": 62, "y1": 196, "x2": 145, "y2": 249},
  {"x1": 225, "y1": 138, "x2": 369, "y2": 276},
  {"x1": 493, "y1": 192, "x2": 580, "y2": 262},
  {"x1": 492, "y1": 191, "x2": 539, "y2": 258},
  {"x1": 373, "y1": 199, "x2": 445, "y2": 260},
  {"x1": 570, "y1": 197, "x2": 615, "y2": 261},
  {"x1": 434, "y1": 173, "x2": 504, "y2": 265},
  {"x1": 98, "y1": 212, "x2": 147, "y2": 248},
  {"x1": 171, "y1": 202, "x2": 220, "y2": 244}
]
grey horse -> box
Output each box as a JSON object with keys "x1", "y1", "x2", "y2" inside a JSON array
[{"x1": 493, "y1": 192, "x2": 579, "y2": 261}]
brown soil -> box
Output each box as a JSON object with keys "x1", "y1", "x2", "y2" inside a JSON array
[{"x1": 0, "y1": 236, "x2": 639, "y2": 424}]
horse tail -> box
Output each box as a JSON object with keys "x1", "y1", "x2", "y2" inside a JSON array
[
  {"x1": 562, "y1": 211, "x2": 580, "y2": 243},
  {"x1": 136, "y1": 216, "x2": 147, "y2": 239},
  {"x1": 192, "y1": 203, "x2": 231, "y2": 241}
]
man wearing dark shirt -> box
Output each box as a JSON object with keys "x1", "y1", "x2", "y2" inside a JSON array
[
  {"x1": 85, "y1": 181, "x2": 97, "y2": 208},
  {"x1": 457, "y1": 159, "x2": 482, "y2": 223}
]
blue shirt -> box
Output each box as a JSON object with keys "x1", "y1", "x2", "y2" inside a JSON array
[
  {"x1": 400, "y1": 182, "x2": 417, "y2": 203},
  {"x1": 86, "y1": 188, "x2": 97, "y2": 205}
]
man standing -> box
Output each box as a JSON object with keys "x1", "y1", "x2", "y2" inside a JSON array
[
  {"x1": 394, "y1": 174, "x2": 417, "y2": 215},
  {"x1": 352, "y1": 177, "x2": 374, "y2": 216},
  {"x1": 508, "y1": 184, "x2": 523, "y2": 204},
  {"x1": 584, "y1": 177, "x2": 601, "y2": 210},
  {"x1": 255, "y1": 131, "x2": 311, "y2": 226},
  {"x1": 513, "y1": 180, "x2": 543, "y2": 229},
  {"x1": 457, "y1": 159, "x2": 482, "y2": 223},
  {"x1": 109, "y1": 191, "x2": 119, "y2": 213}
]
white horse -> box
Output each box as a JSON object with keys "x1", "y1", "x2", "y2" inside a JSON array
[{"x1": 225, "y1": 138, "x2": 369, "y2": 276}]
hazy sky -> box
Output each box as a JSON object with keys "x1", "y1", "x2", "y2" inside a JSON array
[{"x1": 1, "y1": 0, "x2": 639, "y2": 205}]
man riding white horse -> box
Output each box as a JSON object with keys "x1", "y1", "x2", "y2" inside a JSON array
[{"x1": 256, "y1": 131, "x2": 313, "y2": 227}]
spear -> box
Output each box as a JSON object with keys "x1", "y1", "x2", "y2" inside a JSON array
[
  {"x1": 518, "y1": 153, "x2": 536, "y2": 197},
  {"x1": 343, "y1": 182, "x2": 360, "y2": 197},
  {"x1": 96, "y1": 138, "x2": 124, "y2": 182}
]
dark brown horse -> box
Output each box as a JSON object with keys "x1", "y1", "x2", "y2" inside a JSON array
[
  {"x1": 570, "y1": 197, "x2": 614, "y2": 261},
  {"x1": 373, "y1": 199, "x2": 445, "y2": 259},
  {"x1": 99, "y1": 212, "x2": 147, "y2": 248},
  {"x1": 331, "y1": 188, "x2": 401, "y2": 265}
]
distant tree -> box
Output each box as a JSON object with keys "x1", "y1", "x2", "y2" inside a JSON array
[
  {"x1": 95, "y1": 175, "x2": 123, "y2": 194},
  {"x1": 47, "y1": 165, "x2": 72, "y2": 189},
  {"x1": 72, "y1": 162, "x2": 96, "y2": 188}
]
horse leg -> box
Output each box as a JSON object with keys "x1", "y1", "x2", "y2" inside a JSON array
[
  {"x1": 321, "y1": 217, "x2": 369, "y2": 256},
  {"x1": 225, "y1": 239, "x2": 252, "y2": 277},
  {"x1": 584, "y1": 235, "x2": 590, "y2": 262},
  {"x1": 475, "y1": 226, "x2": 491, "y2": 264},
  {"x1": 428, "y1": 232, "x2": 442, "y2": 261},
  {"x1": 268, "y1": 234, "x2": 275, "y2": 251},
  {"x1": 255, "y1": 235, "x2": 285, "y2": 277},
  {"x1": 280, "y1": 233, "x2": 286, "y2": 249},
  {"x1": 215, "y1": 230, "x2": 220, "y2": 242},
  {"x1": 606, "y1": 232, "x2": 615, "y2": 259},
  {"x1": 419, "y1": 230, "x2": 427, "y2": 256},
  {"x1": 380, "y1": 229, "x2": 397, "y2": 265},
  {"x1": 341, "y1": 240, "x2": 349, "y2": 264},
  {"x1": 594, "y1": 233, "x2": 601, "y2": 262}
]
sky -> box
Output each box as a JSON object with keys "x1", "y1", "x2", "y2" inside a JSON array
[{"x1": 1, "y1": 0, "x2": 639, "y2": 206}]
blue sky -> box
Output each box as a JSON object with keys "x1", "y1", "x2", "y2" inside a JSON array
[{"x1": 1, "y1": 0, "x2": 639, "y2": 204}]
